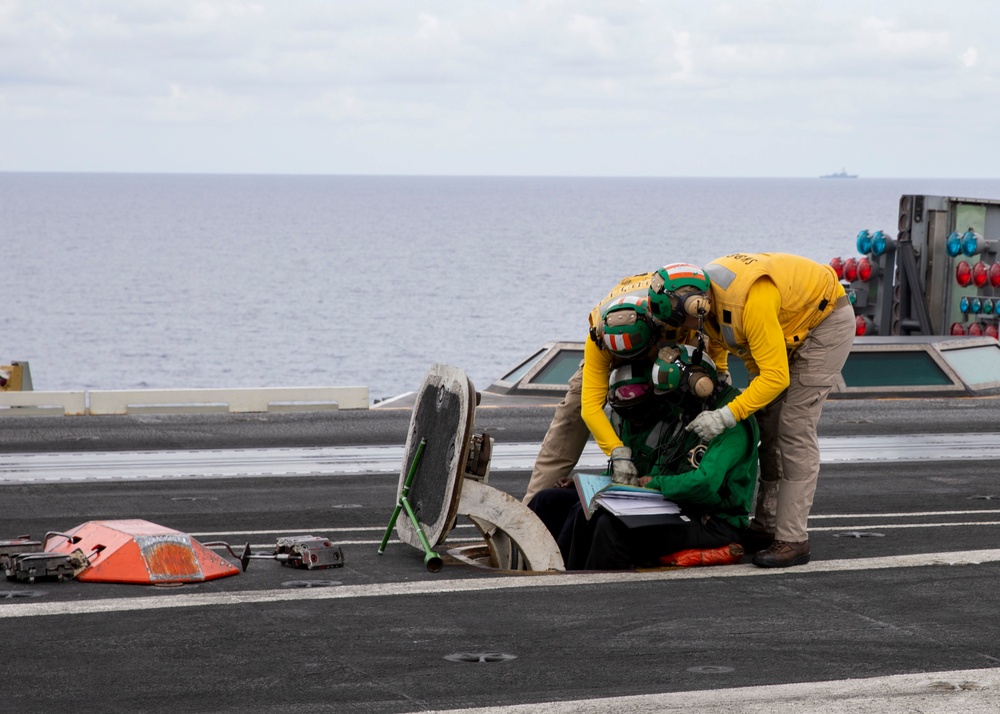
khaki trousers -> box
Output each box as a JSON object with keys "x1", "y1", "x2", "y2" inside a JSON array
[
  {"x1": 752, "y1": 303, "x2": 856, "y2": 541},
  {"x1": 522, "y1": 364, "x2": 591, "y2": 504}
]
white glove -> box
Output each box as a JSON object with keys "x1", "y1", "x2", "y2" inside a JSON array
[
  {"x1": 610, "y1": 446, "x2": 639, "y2": 486},
  {"x1": 717, "y1": 370, "x2": 732, "y2": 386},
  {"x1": 685, "y1": 406, "x2": 736, "y2": 441}
]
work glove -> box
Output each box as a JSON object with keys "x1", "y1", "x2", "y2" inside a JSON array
[
  {"x1": 610, "y1": 446, "x2": 639, "y2": 486},
  {"x1": 686, "y1": 405, "x2": 736, "y2": 441},
  {"x1": 717, "y1": 370, "x2": 732, "y2": 386}
]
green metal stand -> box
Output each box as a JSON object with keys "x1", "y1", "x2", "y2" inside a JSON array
[{"x1": 378, "y1": 438, "x2": 443, "y2": 572}]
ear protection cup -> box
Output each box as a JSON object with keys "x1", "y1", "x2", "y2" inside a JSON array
[
  {"x1": 687, "y1": 368, "x2": 715, "y2": 398},
  {"x1": 683, "y1": 293, "x2": 712, "y2": 317},
  {"x1": 675, "y1": 286, "x2": 712, "y2": 318}
]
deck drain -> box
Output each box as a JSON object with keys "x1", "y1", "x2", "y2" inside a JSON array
[
  {"x1": 331, "y1": 504, "x2": 363, "y2": 509},
  {"x1": 969, "y1": 495, "x2": 1000, "y2": 501},
  {"x1": 444, "y1": 652, "x2": 517, "y2": 664},
  {"x1": 834, "y1": 531, "x2": 885, "y2": 538},
  {"x1": 687, "y1": 666, "x2": 734, "y2": 674},
  {"x1": 170, "y1": 497, "x2": 218, "y2": 502},
  {"x1": 0, "y1": 590, "x2": 43, "y2": 599},
  {"x1": 282, "y1": 580, "x2": 342, "y2": 588}
]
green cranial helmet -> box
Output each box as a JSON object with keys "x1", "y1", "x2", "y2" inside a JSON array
[
  {"x1": 651, "y1": 344, "x2": 718, "y2": 400},
  {"x1": 607, "y1": 362, "x2": 655, "y2": 421},
  {"x1": 598, "y1": 295, "x2": 655, "y2": 359},
  {"x1": 647, "y1": 263, "x2": 712, "y2": 326}
]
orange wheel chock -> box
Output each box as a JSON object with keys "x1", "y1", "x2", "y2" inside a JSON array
[{"x1": 45, "y1": 519, "x2": 240, "y2": 584}]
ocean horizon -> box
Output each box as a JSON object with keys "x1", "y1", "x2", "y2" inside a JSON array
[{"x1": 6, "y1": 173, "x2": 1000, "y2": 401}]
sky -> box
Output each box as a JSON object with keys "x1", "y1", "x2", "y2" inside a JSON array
[{"x1": 1, "y1": 1, "x2": 997, "y2": 178}]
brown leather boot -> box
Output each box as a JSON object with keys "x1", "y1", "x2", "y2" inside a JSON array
[{"x1": 752, "y1": 539, "x2": 810, "y2": 568}]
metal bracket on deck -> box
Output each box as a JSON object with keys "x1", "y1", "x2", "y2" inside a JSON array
[
  {"x1": 208, "y1": 536, "x2": 345, "y2": 572},
  {"x1": 6, "y1": 549, "x2": 91, "y2": 584}
]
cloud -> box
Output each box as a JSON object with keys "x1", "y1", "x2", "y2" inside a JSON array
[{"x1": 0, "y1": 0, "x2": 998, "y2": 176}]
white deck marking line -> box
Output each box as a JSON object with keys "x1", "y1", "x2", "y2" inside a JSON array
[
  {"x1": 191, "y1": 524, "x2": 477, "y2": 537},
  {"x1": 4, "y1": 548, "x2": 1000, "y2": 619},
  {"x1": 811, "y1": 509, "x2": 1000, "y2": 519},
  {"x1": 188, "y1": 510, "x2": 1000, "y2": 538},
  {"x1": 242, "y1": 520, "x2": 1000, "y2": 547},
  {"x1": 810, "y1": 521, "x2": 1000, "y2": 532},
  {"x1": 207, "y1": 537, "x2": 484, "y2": 549},
  {"x1": 425, "y1": 666, "x2": 1000, "y2": 714},
  {"x1": 5, "y1": 432, "x2": 1000, "y2": 485}
]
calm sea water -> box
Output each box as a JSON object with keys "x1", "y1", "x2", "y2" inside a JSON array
[{"x1": 5, "y1": 173, "x2": 1000, "y2": 401}]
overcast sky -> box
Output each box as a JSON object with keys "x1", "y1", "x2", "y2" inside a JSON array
[{"x1": 1, "y1": 1, "x2": 997, "y2": 177}]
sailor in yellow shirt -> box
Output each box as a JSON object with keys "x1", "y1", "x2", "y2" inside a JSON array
[
  {"x1": 522, "y1": 271, "x2": 727, "y2": 503},
  {"x1": 647, "y1": 254, "x2": 855, "y2": 568}
]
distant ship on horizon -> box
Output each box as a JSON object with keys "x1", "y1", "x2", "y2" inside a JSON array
[{"x1": 820, "y1": 168, "x2": 858, "y2": 179}]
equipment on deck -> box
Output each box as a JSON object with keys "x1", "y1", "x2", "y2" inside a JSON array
[
  {"x1": 379, "y1": 363, "x2": 565, "y2": 573},
  {"x1": 209, "y1": 536, "x2": 345, "y2": 572},
  {"x1": 2, "y1": 534, "x2": 91, "y2": 584},
  {"x1": 0, "y1": 536, "x2": 43, "y2": 569},
  {"x1": 6, "y1": 549, "x2": 91, "y2": 584},
  {"x1": 44, "y1": 520, "x2": 240, "y2": 584}
]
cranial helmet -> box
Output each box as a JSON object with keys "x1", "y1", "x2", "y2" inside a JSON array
[
  {"x1": 607, "y1": 362, "x2": 656, "y2": 422},
  {"x1": 647, "y1": 263, "x2": 712, "y2": 326},
  {"x1": 597, "y1": 295, "x2": 655, "y2": 359},
  {"x1": 651, "y1": 343, "x2": 718, "y2": 400}
]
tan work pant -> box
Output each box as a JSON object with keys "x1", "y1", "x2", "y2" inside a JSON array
[
  {"x1": 752, "y1": 303, "x2": 856, "y2": 542},
  {"x1": 522, "y1": 364, "x2": 592, "y2": 504}
]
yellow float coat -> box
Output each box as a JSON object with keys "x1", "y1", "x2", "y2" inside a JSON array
[{"x1": 703, "y1": 253, "x2": 845, "y2": 422}]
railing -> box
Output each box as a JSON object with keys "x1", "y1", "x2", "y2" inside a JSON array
[{"x1": 0, "y1": 386, "x2": 369, "y2": 417}]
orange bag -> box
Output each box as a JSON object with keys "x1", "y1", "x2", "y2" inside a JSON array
[{"x1": 659, "y1": 542, "x2": 744, "y2": 567}]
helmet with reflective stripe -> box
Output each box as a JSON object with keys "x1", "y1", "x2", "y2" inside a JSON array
[
  {"x1": 607, "y1": 362, "x2": 656, "y2": 421},
  {"x1": 651, "y1": 344, "x2": 718, "y2": 400},
  {"x1": 648, "y1": 263, "x2": 712, "y2": 326},
  {"x1": 598, "y1": 295, "x2": 655, "y2": 359}
]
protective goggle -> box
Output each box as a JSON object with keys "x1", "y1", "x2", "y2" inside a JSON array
[{"x1": 610, "y1": 381, "x2": 652, "y2": 405}]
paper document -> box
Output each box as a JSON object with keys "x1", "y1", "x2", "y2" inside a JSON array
[{"x1": 572, "y1": 472, "x2": 681, "y2": 520}]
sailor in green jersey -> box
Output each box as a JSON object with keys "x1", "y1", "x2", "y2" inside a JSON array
[{"x1": 564, "y1": 346, "x2": 759, "y2": 570}]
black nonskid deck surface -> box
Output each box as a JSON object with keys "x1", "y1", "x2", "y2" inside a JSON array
[{"x1": 3, "y1": 400, "x2": 1000, "y2": 712}]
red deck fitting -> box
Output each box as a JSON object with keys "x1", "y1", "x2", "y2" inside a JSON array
[{"x1": 47, "y1": 519, "x2": 240, "y2": 584}]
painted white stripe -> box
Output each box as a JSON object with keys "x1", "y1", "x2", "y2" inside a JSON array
[
  {"x1": 4, "y1": 548, "x2": 1000, "y2": 620},
  {"x1": 811, "y1": 509, "x2": 1000, "y2": 519},
  {"x1": 190, "y1": 524, "x2": 478, "y2": 537},
  {"x1": 188, "y1": 512, "x2": 1000, "y2": 539},
  {"x1": 3, "y1": 433, "x2": 1000, "y2": 485},
  {"x1": 206, "y1": 537, "x2": 483, "y2": 549},
  {"x1": 810, "y1": 520, "x2": 1000, "y2": 532},
  {"x1": 244, "y1": 518, "x2": 1000, "y2": 546},
  {"x1": 425, "y1": 667, "x2": 1000, "y2": 714}
]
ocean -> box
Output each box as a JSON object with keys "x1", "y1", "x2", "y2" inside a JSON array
[{"x1": 5, "y1": 173, "x2": 1000, "y2": 402}]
